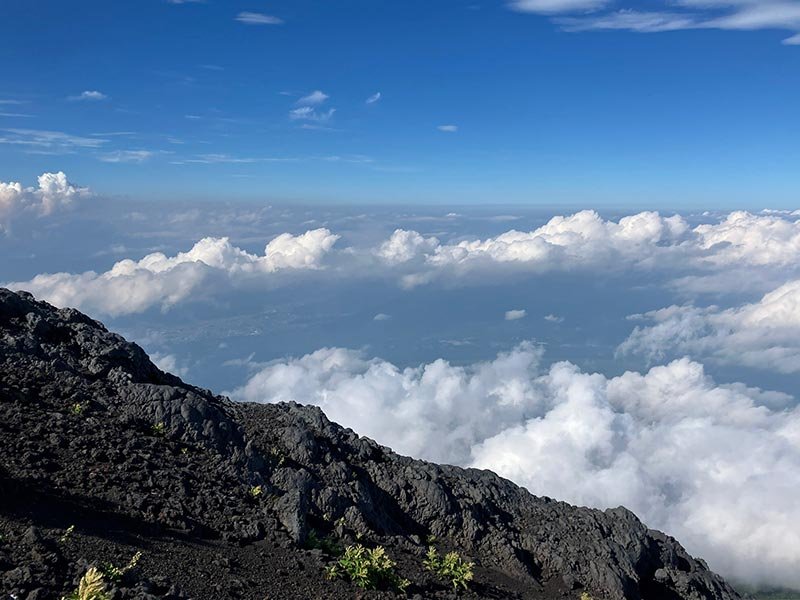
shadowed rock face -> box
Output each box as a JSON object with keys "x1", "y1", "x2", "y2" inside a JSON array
[{"x1": 0, "y1": 287, "x2": 743, "y2": 600}]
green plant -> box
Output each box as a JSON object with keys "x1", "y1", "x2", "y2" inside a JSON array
[
  {"x1": 60, "y1": 524, "x2": 76, "y2": 544},
  {"x1": 150, "y1": 422, "x2": 166, "y2": 436},
  {"x1": 424, "y1": 547, "x2": 474, "y2": 591},
  {"x1": 580, "y1": 592, "x2": 594, "y2": 600},
  {"x1": 70, "y1": 402, "x2": 86, "y2": 416},
  {"x1": 62, "y1": 567, "x2": 111, "y2": 600},
  {"x1": 324, "y1": 544, "x2": 408, "y2": 592},
  {"x1": 99, "y1": 551, "x2": 142, "y2": 582},
  {"x1": 249, "y1": 485, "x2": 264, "y2": 499}
]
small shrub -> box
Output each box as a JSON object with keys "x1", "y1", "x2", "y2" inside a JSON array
[
  {"x1": 249, "y1": 485, "x2": 263, "y2": 499},
  {"x1": 150, "y1": 422, "x2": 166, "y2": 436},
  {"x1": 100, "y1": 551, "x2": 142, "y2": 582},
  {"x1": 424, "y1": 547, "x2": 474, "y2": 591},
  {"x1": 62, "y1": 567, "x2": 110, "y2": 600},
  {"x1": 580, "y1": 592, "x2": 594, "y2": 600},
  {"x1": 70, "y1": 402, "x2": 86, "y2": 416},
  {"x1": 60, "y1": 524, "x2": 76, "y2": 544},
  {"x1": 325, "y1": 544, "x2": 408, "y2": 592}
]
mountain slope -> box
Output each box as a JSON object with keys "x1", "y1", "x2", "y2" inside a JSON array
[{"x1": 0, "y1": 288, "x2": 742, "y2": 600}]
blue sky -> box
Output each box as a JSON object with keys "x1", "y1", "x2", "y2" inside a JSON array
[{"x1": 2, "y1": 0, "x2": 800, "y2": 206}]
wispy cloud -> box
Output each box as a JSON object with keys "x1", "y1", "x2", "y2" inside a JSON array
[
  {"x1": 173, "y1": 153, "x2": 299, "y2": 165},
  {"x1": 290, "y1": 106, "x2": 336, "y2": 122},
  {"x1": 510, "y1": 0, "x2": 611, "y2": 14},
  {"x1": 366, "y1": 92, "x2": 382, "y2": 104},
  {"x1": 538, "y1": 0, "x2": 800, "y2": 43},
  {"x1": 97, "y1": 150, "x2": 156, "y2": 163},
  {"x1": 298, "y1": 90, "x2": 329, "y2": 105},
  {"x1": 67, "y1": 90, "x2": 109, "y2": 102},
  {"x1": 0, "y1": 112, "x2": 33, "y2": 118},
  {"x1": 235, "y1": 11, "x2": 284, "y2": 25},
  {"x1": 437, "y1": 124, "x2": 459, "y2": 132},
  {"x1": 0, "y1": 128, "x2": 108, "y2": 152}
]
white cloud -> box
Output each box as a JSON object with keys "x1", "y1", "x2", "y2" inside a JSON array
[
  {"x1": 437, "y1": 125, "x2": 459, "y2": 132},
  {"x1": 151, "y1": 352, "x2": 189, "y2": 378},
  {"x1": 68, "y1": 90, "x2": 108, "y2": 101},
  {"x1": 0, "y1": 171, "x2": 91, "y2": 231},
  {"x1": 544, "y1": 314, "x2": 564, "y2": 323},
  {"x1": 784, "y1": 32, "x2": 800, "y2": 44},
  {"x1": 98, "y1": 150, "x2": 155, "y2": 163},
  {"x1": 373, "y1": 313, "x2": 392, "y2": 321},
  {"x1": 551, "y1": 1, "x2": 800, "y2": 42},
  {"x1": 4, "y1": 229, "x2": 340, "y2": 315},
  {"x1": 235, "y1": 11, "x2": 284, "y2": 25},
  {"x1": 0, "y1": 128, "x2": 108, "y2": 152},
  {"x1": 366, "y1": 92, "x2": 382, "y2": 104},
  {"x1": 510, "y1": 0, "x2": 612, "y2": 14},
  {"x1": 231, "y1": 344, "x2": 800, "y2": 589},
  {"x1": 298, "y1": 90, "x2": 329, "y2": 105},
  {"x1": 619, "y1": 279, "x2": 800, "y2": 373},
  {"x1": 505, "y1": 309, "x2": 527, "y2": 320},
  {"x1": 289, "y1": 106, "x2": 336, "y2": 122}
]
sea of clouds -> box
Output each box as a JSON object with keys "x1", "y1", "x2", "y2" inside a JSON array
[
  {"x1": 231, "y1": 344, "x2": 800, "y2": 590},
  {"x1": 3, "y1": 171, "x2": 800, "y2": 589}
]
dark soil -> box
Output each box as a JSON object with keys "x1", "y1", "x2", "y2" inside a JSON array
[{"x1": 0, "y1": 288, "x2": 744, "y2": 600}]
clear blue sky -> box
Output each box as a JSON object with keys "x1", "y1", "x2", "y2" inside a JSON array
[{"x1": 2, "y1": 0, "x2": 799, "y2": 206}]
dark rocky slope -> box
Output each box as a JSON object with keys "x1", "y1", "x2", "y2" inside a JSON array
[{"x1": 0, "y1": 288, "x2": 742, "y2": 600}]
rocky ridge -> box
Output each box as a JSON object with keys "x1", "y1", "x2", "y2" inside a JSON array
[{"x1": 0, "y1": 288, "x2": 743, "y2": 600}]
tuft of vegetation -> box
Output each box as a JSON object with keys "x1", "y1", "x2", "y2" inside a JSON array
[
  {"x1": 60, "y1": 524, "x2": 76, "y2": 544},
  {"x1": 423, "y1": 547, "x2": 474, "y2": 591},
  {"x1": 69, "y1": 402, "x2": 87, "y2": 416},
  {"x1": 580, "y1": 592, "x2": 594, "y2": 600},
  {"x1": 150, "y1": 422, "x2": 166, "y2": 436},
  {"x1": 249, "y1": 485, "x2": 263, "y2": 499},
  {"x1": 99, "y1": 551, "x2": 142, "y2": 582},
  {"x1": 324, "y1": 544, "x2": 409, "y2": 593},
  {"x1": 62, "y1": 567, "x2": 111, "y2": 600}
]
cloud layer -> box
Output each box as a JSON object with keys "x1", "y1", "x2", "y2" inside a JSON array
[
  {"x1": 619, "y1": 279, "x2": 800, "y2": 373},
  {"x1": 231, "y1": 343, "x2": 800, "y2": 589},
  {"x1": 8, "y1": 208, "x2": 800, "y2": 317}
]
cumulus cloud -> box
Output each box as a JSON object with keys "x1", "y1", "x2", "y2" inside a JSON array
[
  {"x1": 231, "y1": 343, "x2": 800, "y2": 588},
  {"x1": 0, "y1": 171, "x2": 91, "y2": 231},
  {"x1": 505, "y1": 309, "x2": 527, "y2": 321},
  {"x1": 370, "y1": 210, "x2": 800, "y2": 291},
  {"x1": 544, "y1": 314, "x2": 564, "y2": 323},
  {"x1": 4, "y1": 229, "x2": 339, "y2": 316},
  {"x1": 619, "y1": 279, "x2": 800, "y2": 373},
  {"x1": 374, "y1": 210, "x2": 692, "y2": 286}
]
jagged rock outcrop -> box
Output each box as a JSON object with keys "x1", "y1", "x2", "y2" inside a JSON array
[{"x1": 0, "y1": 288, "x2": 743, "y2": 600}]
